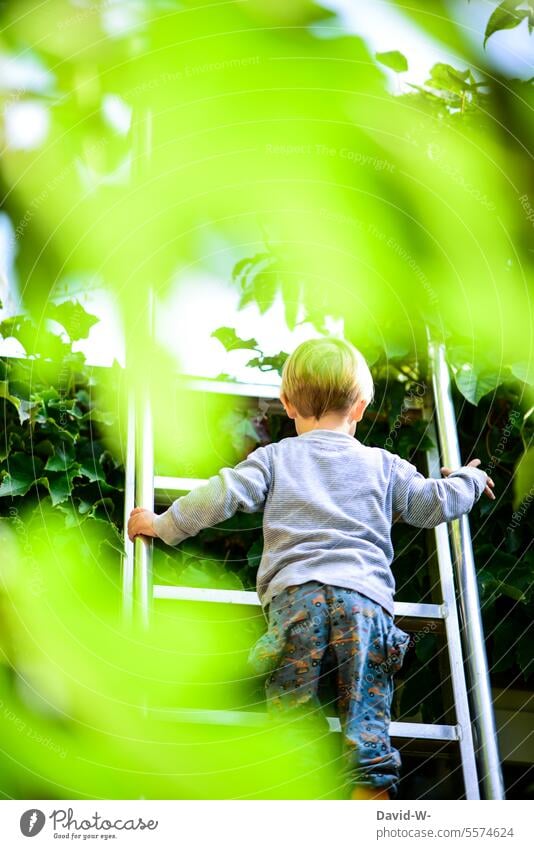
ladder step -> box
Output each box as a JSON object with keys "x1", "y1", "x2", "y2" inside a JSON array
[
  {"x1": 153, "y1": 585, "x2": 446, "y2": 632},
  {"x1": 155, "y1": 476, "x2": 206, "y2": 494},
  {"x1": 177, "y1": 376, "x2": 281, "y2": 399},
  {"x1": 154, "y1": 585, "x2": 259, "y2": 605},
  {"x1": 146, "y1": 707, "x2": 460, "y2": 742}
]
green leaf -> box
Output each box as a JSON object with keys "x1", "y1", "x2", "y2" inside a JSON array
[
  {"x1": 384, "y1": 332, "x2": 411, "y2": 360},
  {"x1": 217, "y1": 570, "x2": 244, "y2": 590},
  {"x1": 178, "y1": 559, "x2": 225, "y2": 589},
  {"x1": 0, "y1": 428, "x2": 17, "y2": 464},
  {"x1": 253, "y1": 271, "x2": 278, "y2": 314},
  {"x1": 246, "y1": 353, "x2": 288, "y2": 374},
  {"x1": 45, "y1": 300, "x2": 99, "y2": 341},
  {"x1": 45, "y1": 441, "x2": 76, "y2": 471},
  {"x1": 211, "y1": 327, "x2": 259, "y2": 352},
  {"x1": 87, "y1": 408, "x2": 115, "y2": 426},
  {"x1": 0, "y1": 380, "x2": 24, "y2": 421},
  {"x1": 220, "y1": 410, "x2": 260, "y2": 451},
  {"x1": 376, "y1": 50, "x2": 408, "y2": 73},
  {"x1": 491, "y1": 616, "x2": 518, "y2": 673},
  {"x1": 425, "y1": 63, "x2": 474, "y2": 96},
  {"x1": 484, "y1": 0, "x2": 531, "y2": 47},
  {"x1": 232, "y1": 253, "x2": 270, "y2": 284},
  {"x1": 76, "y1": 439, "x2": 106, "y2": 482},
  {"x1": 246, "y1": 537, "x2": 264, "y2": 569},
  {"x1": 414, "y1": 632, "x2": 437, "y2": 664},
  {"x1": 513, "y1": 447, "x2": 534, "y2": 509},
  {"x1": 89, "y1": 497, "x2": 116, "y2": 520},
  {"x1": 517, "y1": 634, "x2": 534, "y2": 681},
  {"x1": 0, "y1": 452, "x2": 44, "y2": 497},
  {"x1": 44, "y1": 470, "x2": 78, "y2": 506},
  {"x1": 0, "y1": 316, "x2": 69, "y2": 359},
  {"x1": 453, "y1": 364, "x2": 503, "y2": 405},
  {"x1": 510, "y1": 360, "x2": 534, "y2": 385},
  {"x1": 477, "y1": 568, "x2": 499, "y2": 601},
  {"x1": 40, "y1": 417, "x2": 78, "y2": 442},
  {"x1": 498, "y1": 582, "x2": 527, "y2": 602},
  {"x1": 281, "y1": 277, "x2": 300, "y2": 330}
]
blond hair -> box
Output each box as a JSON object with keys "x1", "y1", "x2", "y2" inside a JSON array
[{"x1": 281, "y1": 337, "x2": 374, "y2": 420}]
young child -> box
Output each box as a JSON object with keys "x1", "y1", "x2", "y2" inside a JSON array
[{"x1": 128, "y1": 337, "x2": 495, "y2": 801}]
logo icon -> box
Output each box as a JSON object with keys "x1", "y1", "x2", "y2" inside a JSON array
[{"x1": 20, "y1": 810, "x2": 46, "y2": 837}]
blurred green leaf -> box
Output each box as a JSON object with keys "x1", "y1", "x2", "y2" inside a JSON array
[
  {"x1": 514, "y1": 447, "x2": 534, "y2": 509},
  {"x1": 484, "y1": 0, "x2": 533, "y2": 48},
  {"x1": 253, "y1": 271, "x2": 278, "y2": 315},
  {"x1": 45, "y1": 300, "x2": 99, "y2": 341},
  {"x1": 510, "y1": 361, "x2": 534, "y2": 385},
  {"x1": 211, "y1": 327, "x2": 259, "y2": 352},
  {"x1": 376, "y1": 50, "x2": 408, "y2": 72}
]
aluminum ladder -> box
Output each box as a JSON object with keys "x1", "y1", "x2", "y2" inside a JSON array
[{"x1": 121, "y1": 329, "x2": 506, "y2": 800}]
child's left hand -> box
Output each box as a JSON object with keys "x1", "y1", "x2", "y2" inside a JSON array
[{"x1": 127, "y1": 507, "x2": 158, "y2": 542}]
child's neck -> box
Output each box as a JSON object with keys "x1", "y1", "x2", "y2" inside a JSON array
[{"x1": 296, "y1": 413, "x2": 356, "y2": 437}]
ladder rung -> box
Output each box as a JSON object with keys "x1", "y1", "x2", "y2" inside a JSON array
[
  {"x1": 154, "y1": 585, "x2": 259, "y2": 606},
  {"x1": 152, "y1": 585, "x2": 446, "y2": 631},
  {"x1": 155, "y1": 476, "x2": 206, "y2": 493},
  {"x1": 178, "y1": 376, "x2": 281, "y2": 399},
  {"x1": 146, "y1": 707, "x2": 460, "y2": 742}
]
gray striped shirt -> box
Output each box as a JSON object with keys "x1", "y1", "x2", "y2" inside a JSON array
[{"x1": 152, "y1": 429, "x2": 488, "y2": 616}]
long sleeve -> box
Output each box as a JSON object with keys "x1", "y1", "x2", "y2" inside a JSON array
[
  {"x1": 391, "y1": 454, "x2": 488, "y2": 529},
  {"x1": 152, "y1": 444, "x2": 272, "y2": 545}
]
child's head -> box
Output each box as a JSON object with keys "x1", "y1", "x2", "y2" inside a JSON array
[{"x1": 280, "y1": 337, "x2": 374, "y2": 432}]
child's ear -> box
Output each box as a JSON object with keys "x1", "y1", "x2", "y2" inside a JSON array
[
  {"x1": 352, "y1": 397, "x2": 368, "y2": 423},
  {"x1": 280, "y1": 393, "x2": 297, "y2": 419}
]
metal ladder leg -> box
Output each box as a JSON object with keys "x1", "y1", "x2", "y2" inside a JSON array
[
  {"x1": 427, "y1": 332, "x2": 506, "y2": 800},
  {"x1": 122, "y1": 394, "x2": 136, "y2": 627},
  {"x1": 133, "y1": 380, "x2": 154, "y2": 629},
  {"x1": 123, "y1": 107, "x2": 155, "y2": 630},
  {"x1": 425, "y1": 410, "x2": 480, "y2": 799},
  {"x1": 122, "y1": 339, "x2": 155, "y2": 629}
]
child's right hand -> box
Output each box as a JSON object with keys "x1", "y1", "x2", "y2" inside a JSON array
[{"x1": 440, "y1": 458, "x2": 496, "y2": 501}]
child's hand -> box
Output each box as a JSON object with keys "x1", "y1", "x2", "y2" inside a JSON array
[
  {"x1": 440, "y1": 458, "x2": 496, "y2": 501},
  {"x1": 127, "y1": 507, "x2": 159, "y2": 541}
]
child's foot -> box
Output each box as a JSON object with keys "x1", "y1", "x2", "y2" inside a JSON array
[{"x1": 351, "y1": 785, "x2": 390, "y2": 801}]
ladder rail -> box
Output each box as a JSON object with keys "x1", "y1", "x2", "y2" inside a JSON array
[
  {"x1": 122, "y1": 395, "x2": 136, "y2": 626},
  {"x1": 128, "y1": 107, "x2": 156, "y2": 630},
  {"x1": 425, "y1": 411, "x2": 480, "y2": 799},
  {"x1": 134, "y1": 382, "x2": 154, "y2": 629},
  {"x1": 427, "y1": 334, "x2": 506, "y2": 800}
]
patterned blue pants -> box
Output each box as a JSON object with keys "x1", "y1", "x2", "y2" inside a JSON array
[{"x1": 248, "y1": 581, "x2": 411, "y2": 798}]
